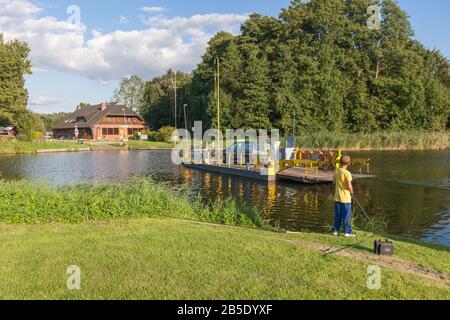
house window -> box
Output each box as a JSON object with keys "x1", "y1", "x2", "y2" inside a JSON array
[
  {"x1": 76, "y1": 117, "x2": 87, "y2": 123},
  {"x1": 102, "y1": 128, "x2": 119, "y2": 135},
  {"x1": 128, "y1": 128, "x2": 142, "y2": 135}
]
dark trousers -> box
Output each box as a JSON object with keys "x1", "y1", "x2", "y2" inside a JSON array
[{"x1": 334, "y1": 202, "x2": 352, "y2": 234}]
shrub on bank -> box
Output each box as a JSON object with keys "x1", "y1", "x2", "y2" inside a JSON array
[
  {"x1": 147, "y1": 131, "x2": 159, "y2": 142},
  {"x1": 142, "y1": 127, "x2": 175, "y2": 143},
  {"x1": 157, "y1": 126, "x2": 176, "y2": 143},
  {"x1": 0, "y1": 179, "x2": 266, "y2": 228}
]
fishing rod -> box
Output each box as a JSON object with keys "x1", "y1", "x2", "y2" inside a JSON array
[
  {"x1": 323, "y1": 241, "x2": 365, "y2": 256},
  {"x1": 351, "y1": 193, "x2": 371, "y2": 221}
]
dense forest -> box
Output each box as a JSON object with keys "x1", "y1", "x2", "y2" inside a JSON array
[
  {"x1": 1, "y1": 0, "x2": 449, "y2": 137},
  {"x1": 142, "y1": 0, "x2": 449, "y2": 134}
]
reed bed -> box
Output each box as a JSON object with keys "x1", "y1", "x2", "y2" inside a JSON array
[
  {"x1": 0, "y1": 178, "x2": 265, "y2": 228},
  {"x1": 294, "y1": 130, "x2": 449, "y2": 150}
]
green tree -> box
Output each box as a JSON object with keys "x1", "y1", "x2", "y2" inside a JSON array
[
  {"x1": 238, "y1": 45, "x2": 271, "y2": 129},
  {"x1": 181, "y1": 0, "x2": 450, "y2": 133},
  {"x1": 113, "y1": 75, "x2": 145, "y2": 112},
  {"x1": 78, "y1": 102, "x2": 91, "y2": 109},
  {"x1": 0, "y1": 33, "x2": 32, "y2": 134},
  {"x1": 142, "y1": 70, "x2": 191, "y2": 130}
]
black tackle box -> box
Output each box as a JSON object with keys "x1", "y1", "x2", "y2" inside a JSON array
[{"x1": 374, "y1": 239, "x2": 394, "y2": 256}]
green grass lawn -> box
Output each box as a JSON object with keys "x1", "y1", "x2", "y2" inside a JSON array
[
  {"x1": 0, "y1": 140, "x2": 90, "y2": 154},
  {"x1": 0, "y1": 140, "x2": 174, "y2": 154},
  {"x1": 0, "y1": 179, "x2": 448, "y2": 299},
  {"x1": 0, "y1": 218, "x2": 448, "y2": 300}
]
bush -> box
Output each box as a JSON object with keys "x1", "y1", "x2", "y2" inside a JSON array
[
  {"x1": 32, "y1": 131, "x2": 44, "y2": 141},
  {"x1": 147, "y1": 131, "x2": 159, "y2": 142},
  {"x1": 130, "y1": 130, "x2": 154, "y2": 141},
  {"x1": 157, "y1": 126, "x2": 176, "y2": 143}
]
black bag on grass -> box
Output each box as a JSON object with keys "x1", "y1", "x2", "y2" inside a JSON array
[{"x1": 374, "y1": 239, "x2": 394, "y2": 256}]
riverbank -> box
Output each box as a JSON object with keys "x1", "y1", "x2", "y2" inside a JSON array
[
  {"x1": 0, "y1": 179, "x2": 263, "y2": 227},
  {"x1": 293, "y1": 130, "x2": 449, "y2": 151},
  {"x1": 0, "y1": 140, "x2": 174, "y2": 154},
  {"x1": 0, "y1": 141, "x2": 95, "y2": 154},
  {"x1": 0, "y1": 179, "x2": 448, "y2": 299},
  {"x1": 1, "y1": 130, "x2": 447, "y2": 155}
]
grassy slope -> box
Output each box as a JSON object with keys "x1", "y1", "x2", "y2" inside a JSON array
[
  {"x1": 0, "y1": 141, "x2": 90, "y2": 154},
  {"x1": 0, "y1": 179, "x2": 448, "y2": 299},
  {"x1": 0, "y1": 218, "x2": 448, "y2": 300}
]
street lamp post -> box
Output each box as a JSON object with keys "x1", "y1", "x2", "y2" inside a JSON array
[
  {"x1": 122, "y1": 108, "x2": 128, "y2": 147},
  {"x1": 171, "y1": 73, "x2": 178, "y2": 129},
  {"x1": 215, "y1": 57, "x2": 220, "y2": 133},
  {"x1": 183, "y1": 104, "x2": 188, "y2": 131},
  {"x1": 175, "y1": 72, "x2": 177, "y2": 129}
]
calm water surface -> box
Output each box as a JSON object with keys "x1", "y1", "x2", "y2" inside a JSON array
[{"x1": 0, "y1": 150, "x2": 448, "y2": 246}]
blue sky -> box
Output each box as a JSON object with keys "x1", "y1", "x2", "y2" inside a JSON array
[{"x1": 0, "y1": 0, "x2": 448, "y2": 114}]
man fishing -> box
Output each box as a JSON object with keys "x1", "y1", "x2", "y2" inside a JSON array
[{"x1": 332, "y1": 155, "x2": 355, "y2": 237}]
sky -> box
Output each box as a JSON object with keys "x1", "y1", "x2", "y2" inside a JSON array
[{"x1": 0, "y1": 0, "x2": 449, "y2": 114}]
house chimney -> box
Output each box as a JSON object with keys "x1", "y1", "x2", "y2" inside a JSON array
[{"x1": 101, "y1": 101, "x2": 107, "y2": 111}]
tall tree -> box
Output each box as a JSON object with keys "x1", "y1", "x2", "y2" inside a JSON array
[
  {"x1": 238, "y1": 44, "x2": 271, "y2": 129},
  {"x1": 142, "y1": 70, "x2": 191, "y2": 130},
  {"x1": 0, "y1": 33, "x2": 32, "y2": 133},
  {"x1": 113, "y1": 75, "x2": 145, "y2": 112}
]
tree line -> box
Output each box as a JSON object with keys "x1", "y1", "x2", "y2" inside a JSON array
[
  {"x1": 1, "y1": 0, "x2": 449, "y2": 138},
  {"x1": 125, "y1": 0, "x2": 449, "y2": 134}
]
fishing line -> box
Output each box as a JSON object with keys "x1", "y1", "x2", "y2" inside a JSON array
[{"x1": 364, "y1": 177, "x2": 449, "y2": 192}]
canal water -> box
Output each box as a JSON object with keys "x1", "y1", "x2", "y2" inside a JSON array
[{"x1": 0, "y1": 150, "x2": 448, "y2": 246}]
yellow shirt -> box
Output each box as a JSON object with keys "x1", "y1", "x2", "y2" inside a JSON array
[{"x1": 334, "y1": 168, "x2": 353, "y2": 203}]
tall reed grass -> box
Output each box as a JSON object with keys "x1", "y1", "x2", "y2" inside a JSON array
[
  {"x1": 0, "y1": 179, "x2": 266, "y2": 228},
  {"x1": 294, "y1": 130, "x2": 449, "y2": 150}
]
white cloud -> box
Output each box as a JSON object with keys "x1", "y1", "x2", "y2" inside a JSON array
[
  {"x1": 0, "y1": 0, "x2": 248, "y2": 81},
  {"x1": 28, "y1": 95, "x2": 62, "y2": 106},
  {"x1": 140, "y1": 6, "x2": 166, "y2": 14},
  {"x1": 0, "y1": 0, "x2": 41, "y2": 18},
  {"x1": 117, "y1": 15, "x2": 128, "y2": 24}
]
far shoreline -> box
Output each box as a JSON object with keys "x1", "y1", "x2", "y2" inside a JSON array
[
  {"x1": 0, "y1": 130, "x2": 449, "y2": 155},
  {"x1": 0, "y1": 144, "x2": 448, "y2": 156}
]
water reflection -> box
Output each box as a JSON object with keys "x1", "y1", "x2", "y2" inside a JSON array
[{"x1": 0, "y1": 150, "x2": 448, "y2": 246}]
